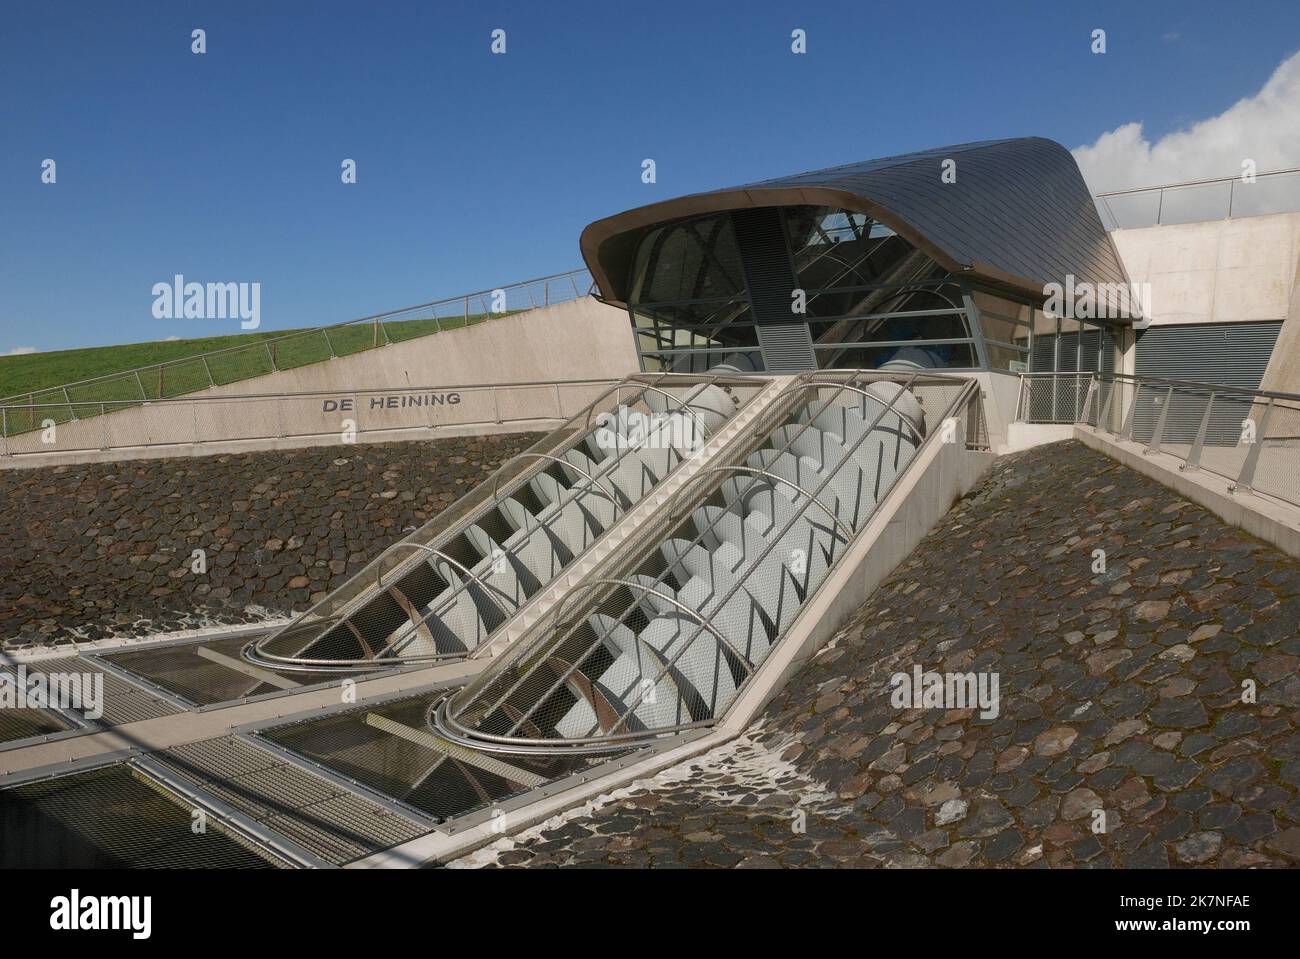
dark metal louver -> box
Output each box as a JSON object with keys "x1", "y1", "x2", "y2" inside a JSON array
[{"x1": 732, "y1": 208, "x2": 816, "y2": 372}]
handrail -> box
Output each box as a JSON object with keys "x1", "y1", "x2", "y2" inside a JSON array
[
  {"x1": 240, "y1": 372, "x2": 762, "y2": 673},
  {"x1": 0, "y1": 377, "x2": 614, "y2": 413},
  {"x1": 473, "y1": 576, "x2": 758, "y2": 751},
  {"x1": 1018, "y1": 371, "x2": 1300, "y2": 509},
  {"x1": 1, "y1": 267, "x2": 594, "y2": 406},
  {"x1": 488, "y1": 451, "x2": 623, "y2": 514},
  {"x1": 1095, "y1": 166, "x2": 1300, "y2": 229},
  {"x1": 1095, "y1": 166, "x2": 1300, "y2": 199},
  {"x1": 1097, "y1": 372, "x2": 1300, "y2": 403},
  {"x1": 701, "y1": 464, "x2": 854, "y2": 542},
  {"x1": 243, "y1": 542, "x2": 517, "y2": 672}
]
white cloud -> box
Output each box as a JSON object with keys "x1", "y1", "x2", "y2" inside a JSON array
[
  {"x1": 1073, "y1": 48, "x2": 1300, "y2": 193},
  {"x1": 5, "y1": 346, "x2": 38, "y2": 356},
  {"x1": 161, "y1": 335, "x2": 181, "y2": 341}
]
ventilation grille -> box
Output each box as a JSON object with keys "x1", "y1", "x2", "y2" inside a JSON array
[
  {"x1": 733, "y1": 207, "x2": 816, "y2": 372},
  {"x1": 1134, "y1": 321, "x2": 1282, "y2": 444}
]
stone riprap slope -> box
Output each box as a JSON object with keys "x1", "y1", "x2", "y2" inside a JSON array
[
  {"x1": 0, "y1": 433, "x2": 536, "y2": 648},
  {"x1": 455, "y1": 441, "x2": 1300, "y2": 869}
]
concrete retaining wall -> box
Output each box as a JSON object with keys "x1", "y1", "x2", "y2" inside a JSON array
[
  {"x1": 1, "y1": 381, "x2": 614, "y2": 468},
  {"x1": 1112, "y1": 212, "x2": 1300, "y2": 327},
  {"x1": 204, "y1": 295, "x2": 637, "y2": 395},
  {"x1": 2, "y1": 296, "x2": 637, "y2": 466}
]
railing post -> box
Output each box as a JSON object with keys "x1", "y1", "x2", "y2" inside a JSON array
[
  {"x1": 1227, "y1": 179, "x2": 1235, "y2": 219},
  {"x1": 265, "y1": 342, "x2": 277, "y2": 372},
  {"x1": 100, "y1": 403, "x2": 109, "y2": 450},
  {"x1": 1098, "y1": 377, "x2": 1115, "y2": 433},
  {"x1": 1156, "y1": 188, "x2": 1164, "y2": 225},
  {"x1": 544, "y1": 280, "x2": 549, "y2": 307},
  {"x1": 1182, "y1": 392, "x2": 1215, "y2": 471},
  {"x1": 1015, "y1": 376, "x2": 1026, "y2": 421},
  {"x1": 62, "y1": 387, "x2": 78, "y2": 421},
  {"x1": 134, "y1": 371, "x2": 147, "y2": 401},
  {"x1": 202, "y1": 356, "x2": 215, "y2": 388},
  {"x1": 1120, "y1": 382, "x2": 1139, "y2": 441},
  {"x1": 323, "y1": 329, "x2": 336, "y2": 359},
  {"x1": 1145, "y1": 386, "x2": 1174, "y2": 454},
  {"x1": 1233, "y1": 397, "x2": 1274, "y2": 493},
  {"x1": 1081, "y1": 376, "x2": 1099, "y2": 426}
]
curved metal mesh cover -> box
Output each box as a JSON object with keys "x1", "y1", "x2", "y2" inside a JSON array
[{"x1": 439, "y1": 371, "x2": 978, "y2": 753}]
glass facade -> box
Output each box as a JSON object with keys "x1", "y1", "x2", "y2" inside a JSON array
[{"x1": 623, "y1": 203, "x2": 1117, "y2": 378}]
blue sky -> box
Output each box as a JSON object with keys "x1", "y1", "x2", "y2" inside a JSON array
[{"x1": 2, "y1": 0, "x2": 1299, "y2": 356}]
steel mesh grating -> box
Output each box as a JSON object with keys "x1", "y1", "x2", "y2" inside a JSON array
[
  {"x1": 257, "y1": 692, "x2": 629, "y2": 823},
  {"x1": 101, "y1": 634, "x2": 348, "y2": 707},
  {"x1": 153, "y1": 735, "x2": 430, "y2": 864},
  {"x1": 0, "y1": 763, "x2": 286, "y2": 868},
  {"x1": 0, "y1": 666, "x2": 74, "y2": 743},
  {"x1": 11, "y1": 656, "x2": 180, "y2": 726},
  {"x1": 0, "y1": 708, "x2": 69, "y2": 744}
]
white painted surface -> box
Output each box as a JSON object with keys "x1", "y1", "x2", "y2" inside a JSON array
[
  {"x1": 1112, "y1": 212, "x2": 1300, "y2": 326},
  {"x1": 1005, "y1": 422, "x2": 1075, "y2": 452}
]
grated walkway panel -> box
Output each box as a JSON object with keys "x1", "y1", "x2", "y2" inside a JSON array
[{"x1": 153, "y1": 735, "x2": 431, "y2": 865}]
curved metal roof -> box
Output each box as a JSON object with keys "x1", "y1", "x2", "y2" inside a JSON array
[{"x1": 580, "y1": 137, "x2": 1133, "y2": 313}]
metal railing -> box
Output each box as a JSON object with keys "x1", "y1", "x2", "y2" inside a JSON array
[
  {"x1": 1015, "y1": 372, "x2": 1102, "y2": 425},
  {"x1": 0, "y1": 378, "x2": 616, "y2": 459},
  {"x1": 242, "y1": 373, "x2": 766, "y2": 673},
  {"x1": 1096, "y1": 167, "x2": 1300, "y2": 230},
  {"x1": 1021, "y1": 371, "x2": 1300, "y2": 509},
  {"x1": 0, "y1": 268, "x2": 594, "y2": 413},
  {"x1": 434, "y1": 370, "x2": 986, "y2": 755}
]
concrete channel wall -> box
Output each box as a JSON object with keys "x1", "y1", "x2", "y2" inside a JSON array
[{"x1": 2, "y1": 297, "x2": 638, "y2": 467}]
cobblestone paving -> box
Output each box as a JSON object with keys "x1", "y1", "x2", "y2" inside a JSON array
[
  {"x1": 457, "y1": 441, "x2": 1300, "y2": 869},
  {"x1": 0, "y1": 433, "x2": 536, "y2": 648}
]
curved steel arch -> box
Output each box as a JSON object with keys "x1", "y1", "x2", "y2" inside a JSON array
[{"x1": 244, "y1": 542, "x2": 515, "y2": 673}]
